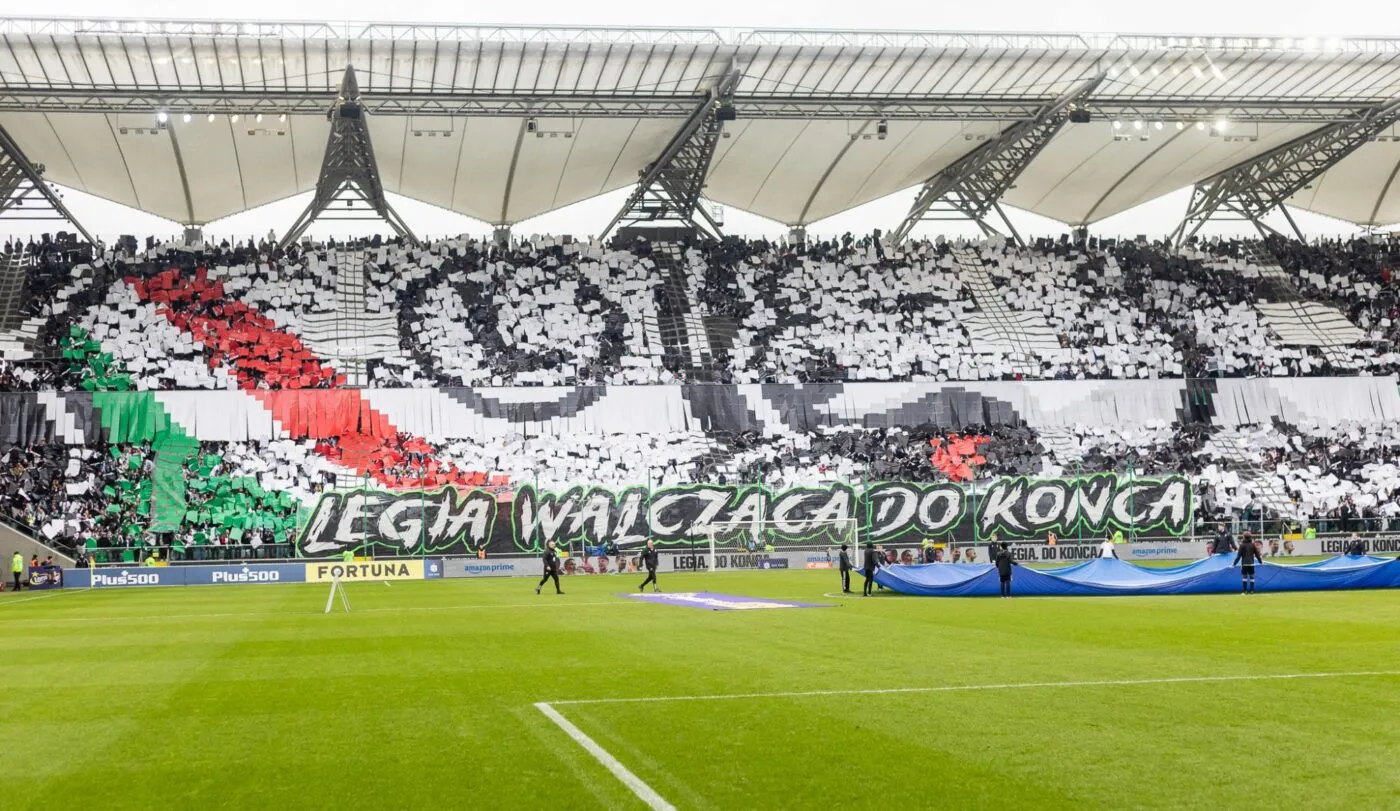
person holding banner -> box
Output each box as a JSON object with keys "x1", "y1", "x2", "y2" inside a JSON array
[
  {"x1": 1233, "y1": 532, "x2": 1262, "y2": 595},
  {"x1": 861, "y1": 543, "x2": 880, "y2": 597},
  {"x1": 994, "y1": 543, "x2": 1019, "y2": 597},
  {"x1": 535, "y1": 541, "x2": 563, "y2": 596}
]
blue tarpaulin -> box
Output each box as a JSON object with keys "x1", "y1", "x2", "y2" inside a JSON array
[{"x1": 869, "y1": 554, "x2": 1400, "y2": 597}]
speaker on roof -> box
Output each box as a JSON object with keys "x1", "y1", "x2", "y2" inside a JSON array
[
  {"x1": 715, "y1": 103, "x2": 737, "y2": 122},
  {"x1": 1068, "y1": 109, "x2": 1092, "y2": 124},
  {"x1": 338, "y1": 102, "x2": 362, "y2": 120}
]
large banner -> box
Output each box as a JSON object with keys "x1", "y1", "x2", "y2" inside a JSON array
[{"x1": 294, "y1": 473, "x2": 1193, "y2": 558}]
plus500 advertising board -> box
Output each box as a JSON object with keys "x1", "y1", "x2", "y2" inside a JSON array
[{"x1": 64, "y1": 563, "x2": 308, "y2": 589}]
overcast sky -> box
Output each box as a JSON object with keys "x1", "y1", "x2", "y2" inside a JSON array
[{"x1": 7, "y1": 1, "x2": 1397, "y2": 243}]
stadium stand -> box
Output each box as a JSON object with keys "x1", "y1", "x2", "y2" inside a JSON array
[
  {"x1": 3, "y1": 233, "x2": 1399, "y2": 390},
  {"x1": 0, "y1": 232, "x2": 1398, "y2": 559},
  {"x1": 0, "y1": 374, "x2": 1398, "y2": 558}
]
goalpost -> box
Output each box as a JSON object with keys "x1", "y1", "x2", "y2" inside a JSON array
[{"x1": 701, "y1": 518, "x2": 860, "y2": 572}]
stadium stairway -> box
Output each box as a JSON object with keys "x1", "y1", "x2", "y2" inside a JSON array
[
  {"x1": 651, "y1": 243, "x2": 724, "y2": 381},
  {"x1": 1240, "y1": 242, "x2": 1364, "y2": 367},
  {"x1": 1254, "y1": 300, "x2": 1367, "y2": 368},
  {"x1": 0, "y1": 521, "x2": 76, "y2": 567},
  {"x1": 295, "y1": 248, "x2": 399, "y2": 386},
  {"x1": 1035, "y1": 426, "x2": 1086, "y2": 469},
  {"x1": 0, "y1": 250, "x2": 27, "y2": 332},
  {"x1": 0, "y1": 257, "x2": 93, "y2": 362},
  {"x1": 1240, "y1": 244, "x2": 1300, "y2": 303},
  {"x1": 951, "y1": 246, "x2": 1058, "y2": 376},
  {"x1": 1211, "y1": 431, "x2": 1298, "y2": 518}
]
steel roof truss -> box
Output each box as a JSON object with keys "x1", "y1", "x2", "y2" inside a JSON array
[
  {"x1": 599, "y1": 69, "x2": 740, "y2": 240},
  {"x1": 890, "y1": 74, "x2": 1103, "y2": 245},
  {"x1": 1172, "y1": 97, "x2": 1400, "y2": 245},
  {"x1": 277, "y1": 66, "x2": 417, "y2": 249}
]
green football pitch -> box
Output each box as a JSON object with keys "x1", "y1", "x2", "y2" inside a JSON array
[{"x1": 4, "y1": 569, "x2": 1400, "y2": 810}]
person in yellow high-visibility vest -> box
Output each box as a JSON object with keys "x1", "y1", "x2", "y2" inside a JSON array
[
  {"x1": 10, "y1": 551, "x2": 22, "y2": 592},
  {"x1": 1112, "y1": 530, "x2": 1126, "y2": 544},
  {"x1": 341, "y1": 549, "x2": 354, "y2": 564}
]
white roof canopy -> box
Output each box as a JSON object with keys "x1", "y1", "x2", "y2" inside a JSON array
[{"x1": 2, "y1": 19, "x2": 1399, "y2": 227}]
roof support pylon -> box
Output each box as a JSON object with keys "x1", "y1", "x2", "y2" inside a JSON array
[
  {"x1": 1171, "y1": 97, "x2": 1400, "y2": 247},
  {"x1": 278, "y1": 66, "x2": 417, "y2": 251},
  {"x1": 600, "y1": 69, "x2": 741, "y2": 241},
  {"x1": 0, "y1": 123, "x2": 97, "y2": 246},
  {"x1": 890, "y1": 75, "x2": 1103, "y2": 246}
]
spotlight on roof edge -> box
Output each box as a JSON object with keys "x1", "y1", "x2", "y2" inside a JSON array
[
  {"x1": 1195, "y1": 121, "x2": 1206, "y2": 131},
  {"x1": 1133, "y1": 120, "x2": 1143, "y2": 130},
  {"x1": 1215, "y1": 118, "x2": 1230, "y2": 132},
  {"x1": 1176, "y1": 121, "x2": 1185, "y2": 130},
  {"x1": 256, "y1": 113, "x2": 264, "y2": 123},
  {"x1": 1154, "y1": 121, "x2": 1164, "y2": 130},
  {"x1": 231, "y1": 114, "x2": 239, "y2": 123},
  {"x1": 1112, "y1": 120, "x2": 1122, "y2": 130},
  {"x1": 156, "y1": 111, "x2": 168, "y2": 123},
  {"x1": 182, "y1": 113, "x2": 191, "y2": 123},
  {"x1": 279, "y1": 113, "x2": 287, "y2": 122},
  {"x1": 206, "y1": 113, "x2": 214, "y2": 123}
]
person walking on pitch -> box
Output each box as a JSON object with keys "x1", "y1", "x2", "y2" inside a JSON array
[
  {"x1": 10, "y1": 551, "x2": 22, "y2": 592},
  {"x1": 638, "y1": 539, "x2": 660, "y2": 592},
  {"x1": 838, "y1": 543, "x2": 853, "y2": 593},
  {"x1": 1232, "y1": 532, "x2": 1263, "y2": 595},
  {"x1": 994, "y1": 543, "x2": 1018, "y2": 597},
  {"x1": 861, "y1": 542, "x2": 880, "y2": 596},
  {"x1": 535, "y1": 540, "x2": 563, "y2": 595}
]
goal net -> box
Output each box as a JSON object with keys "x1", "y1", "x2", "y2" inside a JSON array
[{"x1": 700, "y1": 518, "x2": 859, "y2": 572}]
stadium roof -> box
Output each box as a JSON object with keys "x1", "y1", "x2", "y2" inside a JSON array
[{"x1": 2, "y1": 17, "x2": 1400, "y2": 228}]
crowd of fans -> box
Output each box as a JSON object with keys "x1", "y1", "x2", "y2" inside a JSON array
[
  {"x1": 2, "y1": 231, "x2": 1399, "y2": 557},
  {"x1": 4, "y1": 414, "x2": 1400, "y2": 558},
  {"x1": 1, "y1": 232, "x2": 1397, "y2": 390}
]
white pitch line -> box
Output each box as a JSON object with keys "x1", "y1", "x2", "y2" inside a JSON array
[
  {"x1": 549, "y1": 670, "x2": 1400, "y2": 706},
  {"x1": 535, "y1": 702, "x2": 676, "y2": 811}
]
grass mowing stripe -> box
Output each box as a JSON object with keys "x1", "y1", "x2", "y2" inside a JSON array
[
  {"x1": 0, "y1": 589, "x2": 85, "y2": 607},
  {"x1": 534, "y1": 702, "x2": 676, "y2": 811},
  {"x1": 8, "y1": 598, "x2": 643, "y2": 624},
  {"x1": 548, "y1": 669, "x2": 1400, "y2": 706}
]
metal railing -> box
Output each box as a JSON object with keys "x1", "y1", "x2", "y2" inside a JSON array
[{"x1": 66, "y1": 527, "x2": 1400, "y2": 569}]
